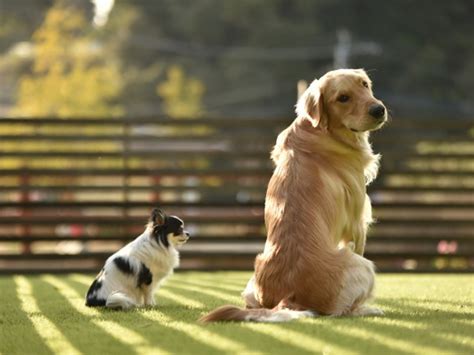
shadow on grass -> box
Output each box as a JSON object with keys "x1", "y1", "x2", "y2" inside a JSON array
[
  {"x1": 168, "y1": 277, "x2": 243, "y2": 292},
  {"x1": 165, "y1": 283, "x2": 242, "y2": 305},
  {"x1": 376, "y1": 297, "x2": 473, "y2": 352},
  {"x1": 64, "y1": 277, "x2": 232, "y2": 354},
  {"x1": 13, "y1": 274, "x2": 471, "y2": 355},
  {"x1": 66, "y1": 276, "x2": 360, "y2": 354},
  {"x1": 0, "y1": 277, "x2": 53, "y2": 355},
  {"x1": 174, "y1": 273, "x2": 251, "y2": 290},
  {"x1": 380, "y1": 297, "x2": 474, "y2": 311},
  {"x1": 29, "y1": 277, "x2": 137, "y2": 355},
  {"x1": 166, "y1": 282, "x2": 473, "y2": 354},
  {"x1": 355, "y1": 315, "x2": 473, "y2": 354},
  {"x1": 378, "y1": 298, "x2": 474, "y2": 321},
  {"x1": 162, "y1": 281, "x2": 402, "y2": 354}
]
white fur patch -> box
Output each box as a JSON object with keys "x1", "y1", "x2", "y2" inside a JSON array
[
  {"x1": 241, "y1": 275, "x2": 261, "y2": 309},
  {"x1": 106, "y1": 291, "x2": 137, "y2": 310},
  {"x1": 246, "y1": 309, "x2": 316, "y2": 323}
]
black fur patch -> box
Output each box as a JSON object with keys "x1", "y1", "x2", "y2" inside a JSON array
[
  {"x1": 113, "y1": 256, "x2": 134, "y2": 275},
  {"x1": 166, "y1": 216, "x2": 184, "y2": 236},
  {"x1": 153, "y1": 227, "x2": 169, "y2": 248},
  {"x1": 152, "y1": 215, "x2": 184, "y2": 248},
  {"x1": 85, "y1": 278, "x2": 106, "y2": 307},
  {"x1": 86, "y1": 297, "x2": 106, "y2": 307},
  {"x1": 137, "y1": 263, "x2": 153, "y2": 287}
]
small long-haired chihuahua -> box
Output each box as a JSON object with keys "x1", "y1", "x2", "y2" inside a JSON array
[
  {"x1": 201, "y1": 68, "x2": 387, "y2": 322},
  {"x1": 86, "y1": 208, "x2": 189, "y2": 309}
]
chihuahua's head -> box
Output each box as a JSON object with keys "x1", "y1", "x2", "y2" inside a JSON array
[{"x1": 148, "y1": 208, "x2": 190, "y2": 248}]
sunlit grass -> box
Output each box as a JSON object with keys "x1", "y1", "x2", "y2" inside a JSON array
[{"x1": 1, "y1": 273, "x2": 473, "y2": 355}]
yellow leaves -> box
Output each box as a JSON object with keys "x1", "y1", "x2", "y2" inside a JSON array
[
  {"x1": 12, "y1": 0, "x2": 124, "y2": 118},
  {"x1": 157, "y1": 65, "x2": 205, "y2": 119}
]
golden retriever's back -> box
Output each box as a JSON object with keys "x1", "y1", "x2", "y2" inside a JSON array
[{"x1": 256, "y1": 121, "x2": 350, "y2": 314}]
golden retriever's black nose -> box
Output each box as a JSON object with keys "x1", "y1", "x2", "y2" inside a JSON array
[{"x1": 369, "y1": 104, "x2": 385, "y2": 119}]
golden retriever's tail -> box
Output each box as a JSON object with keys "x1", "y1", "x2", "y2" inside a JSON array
[{"x1": 199, "y1": 305, "x2": 315, "y2": 323}]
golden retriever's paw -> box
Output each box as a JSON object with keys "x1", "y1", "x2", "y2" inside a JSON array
[{"x1": 351, "y1": 305, "x2": 384, "y2": 317}]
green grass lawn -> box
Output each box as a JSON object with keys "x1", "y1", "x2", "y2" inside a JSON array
[{"x1": 1, "y1": 273, "x2": 473, "y2": 355}]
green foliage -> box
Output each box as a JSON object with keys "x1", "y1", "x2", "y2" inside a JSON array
[
  {"x1": 12, "y1": 0, "x2": 123, "y2": 118},
  {"x1": 157, "y1": 65, "x2": 205, "y2": 118}
]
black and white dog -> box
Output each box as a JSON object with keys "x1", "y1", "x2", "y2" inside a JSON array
[{"x1": 85, "y1": 208, "x2": 189, "y2": 309}]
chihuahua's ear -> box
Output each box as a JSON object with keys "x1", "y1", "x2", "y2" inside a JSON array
[
  {"x1": 295, "y1": 79, "x2": 323, "y2": 128},
  {"x1": 149, "y1": 208, "x2": 166, "y2": 227}
]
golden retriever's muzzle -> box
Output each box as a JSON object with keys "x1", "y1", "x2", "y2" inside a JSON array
[
  {"x1": 368, "y1": 104, "x2": 386, "y2": 120},
  {"x1": 367, "y1": 103, "x2": 387, "y2": 131}
]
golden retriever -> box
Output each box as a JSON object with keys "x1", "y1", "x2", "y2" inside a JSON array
[{"x1": 201, "y1": 69, "x2": 387, "y2": 322}]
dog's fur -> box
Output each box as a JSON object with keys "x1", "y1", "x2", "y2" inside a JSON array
[
  {"x1": 201, "y1": 69, "x2": 387, "y2": 322},
  {"x1": 85, "y1": 208, "x2": 189, "y2": 309}
]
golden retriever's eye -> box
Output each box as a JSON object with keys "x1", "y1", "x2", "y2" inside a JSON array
[
  {"x1": 337, "y1": 94, "x2": 350, "y2": 103},
  {"x1": 362, "y1": 81, "x2": 369, "y2": 88}
]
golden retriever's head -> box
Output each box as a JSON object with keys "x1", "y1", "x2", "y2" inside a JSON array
[{"x1": 296, "y1": 69, "x2": 387, "y2": 133}]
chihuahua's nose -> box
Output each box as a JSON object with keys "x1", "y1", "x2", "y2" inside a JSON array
[
  {"x1": 369, "y1": 104, "x2": 385, "y2": 119},
  {"x1": 185, "y1": 231, "x2": 190, "y2": 237}
]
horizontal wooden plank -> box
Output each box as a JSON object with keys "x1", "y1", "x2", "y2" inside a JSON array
[
  {"x1": 0, "y1": 201, "x2": 472, "y2": 208},
  {"x1": 0, "y1": 201, "x2": 265, "y2": 208},
  {"x1": 0, "y1": 168, "x2": 472, "y2": 177},
  {"x1": 0, "y1": 216, "x2": 471, "y2": 226},
  {"x1": 0, "y1": 151, "x2": 272, "y2": 158},
  {"x1": 0, "y1": 216, "x2": 265, "y2": 225},
  {"x1": 0, "y1": 168, "x2": 273, "y2": 176},
  {"x1": 1, "y1": 235, "x2": 472, "y2": 243},
  {"x1": 0, "y1": 185, "x2": 268, "y2": 193},
  {"x1": 368, "y1": 186, "x2": 474, "y2": 193},
  {"x1": 1, "y1": 249, "x2": 472, "y2": 260},
  {"x1": 1, "y1": 135, "x2": 471, "y2": 142},
  {"x1": 0, "y1": 117, "x2": 292, "y2": 126},
  {"x1": 1, "y1": 116, "x2": 472, "y2": 127},
  {"x1": 1, "y1": 151, "x2": 473, "y2": 160},
  {"x1": 0, "y1": 185, "x2": 472, "y2": 194},
  {"x1": 0, "y1": 265, "x2": 471, "y2": 274}
]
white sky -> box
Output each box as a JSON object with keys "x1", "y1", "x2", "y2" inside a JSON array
[{"x1": 91, "y1": 0, "x2": 115, "y2": 27}]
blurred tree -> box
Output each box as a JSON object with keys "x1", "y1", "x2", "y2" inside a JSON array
[
  {"x1": 121, "y1": 0, "x2": 474, "y2": 116},
  {"x1": 316, "y1": 0, "x2": 474, "y2": 108},
  {"x1": 0, "y1": 0, "x2": 53, "y2": 53},
  {"x1": 1, "y1": 0, "x2": 473, "y2": 117},
  {"x1": 12, "y1": 0, "x2": 123, "y2": 117},
  {"x1": 157, "y1": 65, "x2": 205, "y2": 118},
  {"x1": 122, "y1": 0, "x2": 323, "y2": 117}
]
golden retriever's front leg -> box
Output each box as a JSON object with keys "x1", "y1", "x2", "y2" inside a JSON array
[
  {"x1": 353, "y1": 226, "x2": 367, "y2": 256},
  {"x1": 353, "y1": 194, "x2": 374, "y2": 255}
]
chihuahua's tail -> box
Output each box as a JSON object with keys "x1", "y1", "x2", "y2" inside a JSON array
[
  {"x1": 106, "y1": 291, "x2": 137, "y2": 310},
  {"x1": 199, "y1": 305, "x2": 315, "y2": 323}
]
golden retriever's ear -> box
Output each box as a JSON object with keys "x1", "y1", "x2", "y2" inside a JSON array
[{"x1": 295, "y1": 80, "x2": 322, "y2": 128}]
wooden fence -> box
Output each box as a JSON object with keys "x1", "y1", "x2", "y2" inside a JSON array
[{"x1": 0, "y1": 117, "x2": 473, "y2": 273}]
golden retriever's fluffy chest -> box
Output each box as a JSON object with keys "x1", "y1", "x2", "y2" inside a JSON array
[{"x1": 322, "y1": 165, "x2": 366, "y2": 244}]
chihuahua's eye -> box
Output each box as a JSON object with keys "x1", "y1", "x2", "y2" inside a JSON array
[
  {"x1": 337, "y1": 94, "x2": 350, "y2": 103},
  {"x1": 362, "y1": 81, "x2": 369, "y2": 88}
]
